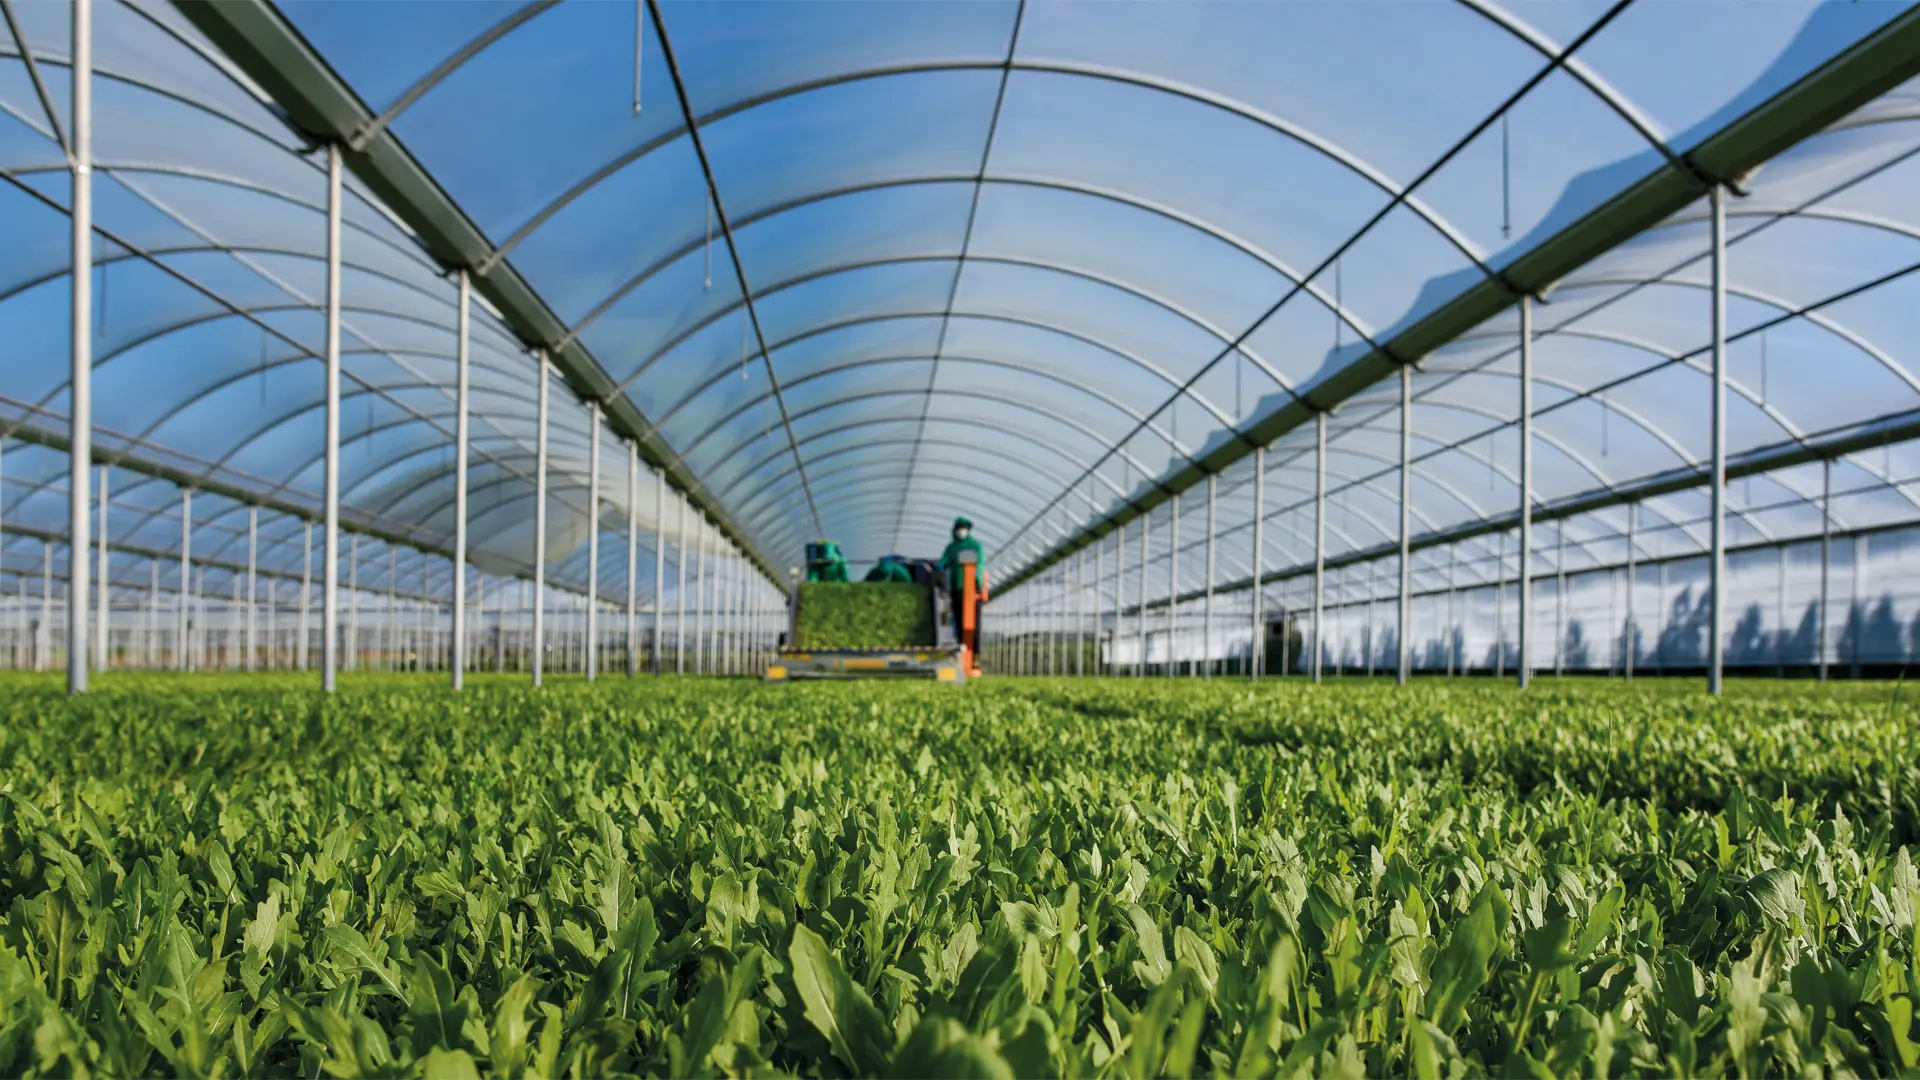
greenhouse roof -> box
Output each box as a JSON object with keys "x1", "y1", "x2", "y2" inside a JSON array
[{"x1": 6, "y1": 0, "x2": 1920, "y2": 601}]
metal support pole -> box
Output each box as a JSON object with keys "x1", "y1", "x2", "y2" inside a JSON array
[
  {"x1": 1113, "y1": 526, "x2": 1125, "y2": 676},
  {"x1": 300, "y1": 520, "x2": 311, "y2": 671},
  {"x1": 96, "y1": 464, "x2": 108, "y2": 670},
  {"x1": 1397, "y1": 364, "x2": 1412, "y2": 686},
  {"x1": 1624, "y1": 503, "x2": 1636, "y2": 680},
  {"x1": 1135, "y1": 516, "x2": 1148, "y2": 677},
  {"x1": 653, "y1": 466, "x2": 665, "y2": 675},
  {"x1": 1204, "y1": 473, "x2": 1216, "y2": 679},
  {"x1": 676, "y1": 493, "x2": 687, "y2": 675},
  {"x1": 348, "y1": 533, "x2": 359, "y2": 671},
  {"x1": 1166, "y1": 495, "x2": 1179, "y2": 678},
  {"x1": 626, "y1": 441, "x2": 638, "y2": 677},
  {"x1": 1517, "y1": 294, "x2": 1533, "y2": 689},
  {"x1": 177, "y1": 489, "x2": 191, "y2": 671},
  {"x1": 451, "y1": 269, "x2": 469, "y2": 689},
  {"x1": 586, "y1": 402, "x2": 601, "y2": 681},
  {"x1": 1251, "y1": 446, "x2": 1265, "y2": 681},
  {"x1": 1494, "y1": 529, "x2": 1506, "y2": 679},
  {"x1": 386, "y1": 547, "x2": 395, "y2": 671},
  {"x1": 532, "y1": 354, "x2": 549, "y2": 687},
  {"x1": 1555, "y1": 519, "x2": 1566, "y2": 678},
  {"x1": 1707, "y1": 183, "x2": 1727, "y2": 696},
  {"x1": 246, "y1": 504, "x2": 257, "y2": 670},
  {"x1": 1313, "y1": 413, "x2": 1325, "y2": 683},
  {"x1": 1818, "y1": 458, "x2": 1831, "y2": 682},
  {"x1": 322, "y1": 142, "x2": 342, "y2": 692},
  {"x1": 1093, "y1": 534, "x2": 1104, "y2": 676},
  {"x1": 67, "y1": 0, "x2": 92, "y2": 693},
  {"x1": 1075, "y1": 549, "x2": 1086, "y2": 676}
]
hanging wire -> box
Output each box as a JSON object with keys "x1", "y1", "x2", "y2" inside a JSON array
[
  {"x1": 1500, "y1": 111, "x2": 1512, "y2": 239},
  {"x1": 641, "y1": 0, "x2": 656, "y2": 118},
  {"x1": 740, "y1": 306, "x2": 749, "y2": 379},
  {"x1": 1600, "y1": 393, "x2": 1609, "y2": 456},
  {"x1": 1760, "y1": 329, "x2": 1769, "y2": 404},
  {"x1": 702, "y1": 197, "x2": 712, "y2": 291},
  {"x1": 260, "y1": 325, "x2": 268, "y2": 406}
]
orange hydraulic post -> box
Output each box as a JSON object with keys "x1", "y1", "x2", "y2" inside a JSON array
[{"x1": 961, "y1": 561, "x2": 982, "y2": 677}]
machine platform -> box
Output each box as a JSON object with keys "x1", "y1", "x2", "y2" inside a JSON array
[{"x1": 765, "y1": 645, "x2": 968, "y2": 683}]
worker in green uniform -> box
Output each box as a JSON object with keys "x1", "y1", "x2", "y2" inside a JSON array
[
  {"x1": 938, "y1": 516, "x2": 988, "y2": 640},
  {"x1": 805, "y1": 540, "x2": 850, "y2": 582},
  {"x1": 864, "y1": 555, "x2": 915, "y2": 583}
]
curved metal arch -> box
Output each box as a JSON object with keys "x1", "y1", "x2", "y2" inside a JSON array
[
  {"x1": 482, "y1": 59, "x2": 1491, "y2": 282},
  {"x1": 722, "y1": 388, "x2": 1168, "y2": 535},
  {"x1": 1561, "y1": 272, "x2": 1920, "y2": 406},
  {"x1": 675, "y1": 351, "x2": 1187, "y2": 473},
  {"x1": 569, "y1": 173, "x2": 1373, "y2": 378},
  {"x1": 802, "y1": 450, "x2": 1063, "y2": 514},
  {"x1": 719, "y1": 395, "x2": 1153, "y2": 539},
  {"x1": 660, "y1": 315, "x2": 1207, "y2": 469},
  {"x1": 1454, "y1": 0, "x2": 1681, "y2": 174},
  {"x1": 798, "y1": 461, "x2": 1064, "y2": 532},
  {"x1": 1440, "y1": 280, "x2": 1920, "y2": 520},
  {"x1": 1318, "y1": 386, "x2": 1736, "y2": 546},
  {"x1": 81, "y1": 322, "x2": 530, "y2": 464},
  {"x1": 1436, "y1": 323, "x2": 1795, "y2": 477},
  {"x1": 803, "y1": 476, "x2": 1034, "y2": 543},
  {"x1": 711, "y1": 411, "x2": 1130, "y2": 508},
  {"x1": 617, "y1": 253, "x2": 1291, "y2": 420},
  {"x1": 734, "y1": 436, "x2": 1091, "y2": 518},
  {"x1": 618, "y1": 249, "x2": 1261, "y2": 427},
  {"x1": 345, "y1": 0, "x2": 563, "y2": 150},
  {"x1": 207, "y1": 379, "x2": 546, "y2": 499}
]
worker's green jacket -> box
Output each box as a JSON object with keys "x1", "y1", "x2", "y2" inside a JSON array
[{"x1": 938, "y1": 536, "x2": 987, "y2": 596}]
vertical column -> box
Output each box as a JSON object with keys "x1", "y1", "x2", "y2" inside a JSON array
[
  {"x1": 95, "y1": 465, "x2": 108, "y2": 669},
  {"x1": 147, "y1": 559, "x2": 157, "y2": 668},
  {"x1": 1397, "y1": 364, "x2": 1412, "y2": 687},
  {"x1": 1517, "y1": 294, "x2": 1533, "y2": 689},
  {"x1": 1446, "y1": 546, "x2": 1457, "y2": 676},
  {"x1": 586, "y1": 402, "x2": 601, "y2": 681},
  {"x1": 1818, "y1": 458, "x2": 1831, "y2": 683},
  {"x1": 532, "y1": 354, "x2": 549, "y2": 687},
  {"x1": 246, "y1": 504, "x2": 258, "y2": 670},
  {"x1": 1554, "y1": 519, "x2": 1566, "y2": 678},
  {"x1": 300, "y1": 519, "x2": 311, "y2": 671},
  {"x1": 385, "y1": 547, "x2": 395, "y2": 671},
  {"x1": 1093, "y1": 534, "x2": 1104, "y2": 676},
  {"x1": 1312, "y1": 413, "x2": 1325, "y2": 683},
  {"x1": 1775, "y1": 538, "x2": 1789, "y2": 675},
  {"x1": 1707, "y1": 183, "x2": 1727, "y2": 697},
  {"x1": 1250, "y1": 446, "x2": 1265, "y2": 681},
  {"x1": 626, "y1": 441, "x2": 638, "y2": 677},
  {"x1": 1113, "y1": 525, "x2": 1125, "y2": 677},
  {"x1": 1624, "y1": 503, "x2": 1636, "y2": 680},
  {"x1": 1166, "y1": 495, "x2": 1179, "y2": 678},
  {"x1": 1204, "y1": 474, "x2": 1216, "y2": 679},
  {"x1": 177, "y1": 488, "x2": 191, "y2": 671},
  {"x1": 1135, "y1": 516, "x2": 1148, "y2": 677},
  {"x1": 676, "y1": 493, "x2": 688, "y2": 675},
  {"x1": 452, "y1": 269, "x2": 470, "y2": 689},
  {"x1": 68, "y1": 0, "x2": 93, "y2": 693},
  {"x1": 1074, "y1": 548, "x2": 1086, "y2": 677},
  {"x1": 653, "y1": 467, "x2": 665, "y2": 675},
  {"x1": 1494, "y1": 530, "x2": 1507, "y2": 680},
  {"x1": 323, "y1": 143, "x2": 342, "y2": 692}
]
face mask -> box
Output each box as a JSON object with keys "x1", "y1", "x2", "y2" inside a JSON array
[{"x1": 955, "y1": 528, "x2": 969, "y2": 540}]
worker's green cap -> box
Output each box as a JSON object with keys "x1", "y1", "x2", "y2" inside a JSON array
[{"x1": 953, "y1": 516, "x2": 972, "y2": 529}]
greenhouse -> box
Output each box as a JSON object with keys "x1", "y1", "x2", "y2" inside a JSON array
[{"x1": 4, "y1": 1, "x2": 1920, "y2": 1076}]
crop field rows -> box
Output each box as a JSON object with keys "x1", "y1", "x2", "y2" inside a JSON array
[{"x1": 1, "y1": 674, "x2": 1917, "y2": 1077}]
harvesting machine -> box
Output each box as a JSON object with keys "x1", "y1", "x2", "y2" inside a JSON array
[{"x1": 767, "y1": 544, "x2": 983, "y2": 683}]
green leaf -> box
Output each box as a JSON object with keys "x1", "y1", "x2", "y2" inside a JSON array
[
  {"x1": 789, "y1": 923, "x2": 890, "y2": 1074},
  {"x1": 1428, "y1": 883, "x2": 1505, "y2": 1033}
]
